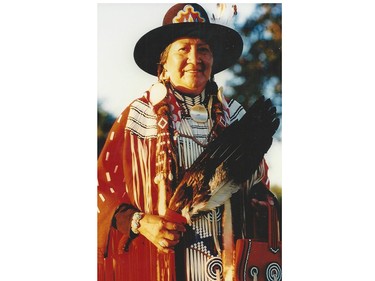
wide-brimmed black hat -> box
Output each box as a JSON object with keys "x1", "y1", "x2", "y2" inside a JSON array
[{"x1": 133, "y1": 3, "x2": 243, "y2": 76}]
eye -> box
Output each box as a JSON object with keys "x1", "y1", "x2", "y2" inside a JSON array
[
  {"x1": 178, "y1": 46, "x2": 190, "y2": 53},
  {"x1": 198, "y1": 46, "x2": 212, "y2": 54}
]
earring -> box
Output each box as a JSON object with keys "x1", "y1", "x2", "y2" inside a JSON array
[
  {"x1": 149, "y1": 82, "x2": 167, "y2": 105},
  {"x1": 163, "y1": 70, "x2": 170, "y2": 81}
]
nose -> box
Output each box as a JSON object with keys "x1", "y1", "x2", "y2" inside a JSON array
[{"x1": 187, "y1": 47, "x2": 201, "y2": 65}]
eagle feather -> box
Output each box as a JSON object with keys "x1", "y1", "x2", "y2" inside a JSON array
[{"x1": 167, "y1": 96, "x2": 280, "y2": 223}]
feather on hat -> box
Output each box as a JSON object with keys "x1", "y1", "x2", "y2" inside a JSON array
[{"x1": 133, "y1": 3, "x2": 243, "y2": 76}]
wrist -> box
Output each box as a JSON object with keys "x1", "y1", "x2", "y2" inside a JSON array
[{"x1": 131, "y1": 212, "x2": 144, "y2": 234}]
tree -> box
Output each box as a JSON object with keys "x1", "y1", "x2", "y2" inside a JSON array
[
  {"x1": 97, "y1": 3, "x2": 282, "y2": 152},
  {"x1": 97, "y1": 102, "x2": 116, "y2": 157},
  {"x1": 228, "y1": 3, "x2": 282, "y2": 139}
]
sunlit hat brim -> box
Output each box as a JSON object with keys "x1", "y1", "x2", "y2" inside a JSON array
[{"x1": 133, "y1": 22, "x2": 243, "y2": 76}]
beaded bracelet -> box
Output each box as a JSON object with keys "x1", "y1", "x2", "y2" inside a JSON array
[{"x1": 131, "y1": 212, "x2": 144, "y2": 234}]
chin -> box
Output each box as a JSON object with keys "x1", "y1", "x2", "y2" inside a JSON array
[
  {"x1": 185, "y1": 80, "x2": 208, "y2": 90},
  {"x1": 184, "y1": 84, "x2": 206, "y2": 94}
]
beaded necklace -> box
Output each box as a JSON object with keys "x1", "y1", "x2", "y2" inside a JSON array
[{"x1": 152, "y1": 82, "x2": 229, "y2": 198}]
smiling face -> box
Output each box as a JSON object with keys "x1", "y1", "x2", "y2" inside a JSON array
[{"x1": 161, "y1": 38, "x2": 213, "y2": 95}]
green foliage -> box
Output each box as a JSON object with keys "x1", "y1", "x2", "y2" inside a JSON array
[
  {"x1": 97, "y1": 3, "x2": 282, "y2": 152},
  {"x1": 97, "y1": 102, "x2": 116, "y2": 157},
  {"x1": 229, "y1": 4, "x2": 282, "y2": 138},
  {"x1": 271, "y1": 184, "x2": 282, "y2": 206}
]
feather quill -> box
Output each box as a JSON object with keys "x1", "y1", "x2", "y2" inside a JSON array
[{"x1": 165, "y1": 96, "x2": 280, "y2": 223}]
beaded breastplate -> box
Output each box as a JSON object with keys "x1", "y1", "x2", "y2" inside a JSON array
[{"x1": 174, "y1": 91, "x2": 225, "y2": 281}]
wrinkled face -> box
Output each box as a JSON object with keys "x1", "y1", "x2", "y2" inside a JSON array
[{"x1": 162, "y1": 38, "x2": 213, "y2": 95}]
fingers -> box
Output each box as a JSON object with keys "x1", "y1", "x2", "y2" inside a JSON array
[
  {"x1": 156, "y1": 220, "x2": 186, "y2": 252},
  {"x1": 156, "y1": 234, "x2": 180, "y2": 253},
  {"x1": 159, "y1": 235, "x2": 180, "y2": 247},
  {"x1": 162, "y1": 230, "x2": 181, "y2": 242},
  {"x1": 162, "y1": 220, "x2": 186, "y2": 232},
  {"x1": 157, "y1": 239, "x2": 174, "y2": 254},
  {"x1": 138, "y1": 214, "x2": 187, "y2": 253},
  {"x1": 158, "y1": 227, "x2": 182, "y2": 246},
  {"x1": 156, "y1": 236, "x2": 180, "y2": 254}
]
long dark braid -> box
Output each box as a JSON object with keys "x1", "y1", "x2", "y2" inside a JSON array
[
  {"x1": 152, "y1": 84, "x2": 181, "y2": 205},
  {"x1": 205, "y1": 76, "x2": 227, "y2": 142}
]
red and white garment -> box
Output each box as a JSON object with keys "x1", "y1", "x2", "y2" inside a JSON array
[{"x1": 97, "y1": 85, "x2": 269, "y2": 281}]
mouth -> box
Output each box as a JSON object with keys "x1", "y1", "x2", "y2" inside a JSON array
[
  {"x1": 184, "y1": 68, "x2": 203, "y2": 74},
  {"x1": 183, "y1": 62, "x2": 206, "y2": 74}
]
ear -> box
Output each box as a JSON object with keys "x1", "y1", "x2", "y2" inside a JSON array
[{"x1": 159, "y1": 68, "x2": 170, "y2": 82}]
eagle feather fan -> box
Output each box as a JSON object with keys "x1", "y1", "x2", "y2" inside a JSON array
[{"x1": 165, "y1": 96, "x2": 280, "y2": 224}]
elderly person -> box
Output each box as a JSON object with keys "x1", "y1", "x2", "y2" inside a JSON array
[{"x1": 98, "y1": 3, "x2": 273, "y2": 281}]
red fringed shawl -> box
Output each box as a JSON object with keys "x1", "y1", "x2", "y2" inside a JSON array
[{"x1": 97, "y1": 87, "x2": 269, "y2": 281}]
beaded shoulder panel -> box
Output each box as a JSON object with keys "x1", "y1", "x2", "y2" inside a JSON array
[{"x1": 125, "y1": 98, "x2": 158, "y2": 139}]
